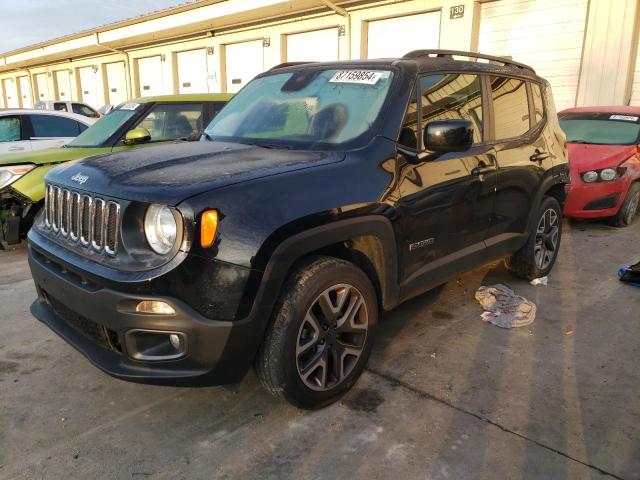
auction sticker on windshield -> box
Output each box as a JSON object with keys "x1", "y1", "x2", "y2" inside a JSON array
[
  {"x1": 610, "y1": 114, "x2": 639, "y2": 122},
  {"x1": 329, "y1": 70, "x2": 386, "y2": 85},
  {"x1": 119, "y1": 103, "x2": 140, "y2": 111}
]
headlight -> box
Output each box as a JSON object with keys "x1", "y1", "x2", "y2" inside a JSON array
[
  {"x1": 144, "y1": 204, "x2": 177, "y2": 255},
  {"x1": 599, "y1": 168, "x2": 617, "y2": 181},
  {"x1": 0, "y1": 164, "x2": 35, "y2": 190},
  {"x1": 581, "y1": 167, "x2": 625, "y2": 184},
  {"x1": 582, "y1": 171, "x2": 598, "y2": 183}
]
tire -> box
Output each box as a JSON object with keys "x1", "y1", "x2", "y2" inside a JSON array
[
  {"x1": 255, "y1": 256, "x2": 378, "y2": 409},
  {"x1": 506, "y1": 196, "x2": 562, "y2": 280},
  {"x1": 613, "y1": 182, "x2": 640, "y2": 228}
]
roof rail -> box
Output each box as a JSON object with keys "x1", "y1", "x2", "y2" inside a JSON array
[
  {"x1": 402, "y1": 49, "x2": 535, "y2": 74},
  {"x1": 269, "y1": 61, "x2": 317, "y2": 71}
]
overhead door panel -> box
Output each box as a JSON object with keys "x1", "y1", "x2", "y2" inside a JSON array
[
  {"x1": 35, "y1": 73, "x2": 49, "y2": 101},
  {"x1": 479, "y1": 0, "x2": 588, "y2": 111},
  {"x1": 177, "y1": 49, "x2": 209, "y2": 94},
  {"x1": 138, "y1": 56, "x2": 164, "y2": 97},
  {"x1": 367, "y1": 12, "x2": 440, "y2": 59},
  {"x1": 225, "y1": 40, "x2": 264, "y2": 93},
  {"x1": 287, "y1": 28, "x2": 339, "y2": 62},
  {"x1": 106, "y1": 62, "x2": 128, "y2": 105},
  {"x1": 18, "y1": 76, "x2": 32, "y2": 108},
  {"x1": 79, "y1": 66, "x2": 99, "y2": 108},
  {"x1": 631, "y1": 39, "x2": 640, "y2": 105},
  {"x1": 3, "y1": 79, "x2": 18, "y2": 108},
  {"x1": 54, "y1": 70, "x2": 73, "y2": 101}
]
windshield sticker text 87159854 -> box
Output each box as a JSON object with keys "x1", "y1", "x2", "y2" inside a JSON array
[{"x1": 329, "y1": 70, "x2": 386, "y2": 85}]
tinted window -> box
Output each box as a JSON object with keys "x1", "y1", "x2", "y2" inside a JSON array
[
  {"x1": 137, "y1": 103, "x2": 204, "y2": 142},
  {"x1": 0, "y1": 116, "x2": 21, "y2": 142},
  {"x1": 73, "y1": 103, "x2": 99, "y2": 118},
  {"x1": 29, "y1": 115, "x2": 80, "y2": 137},
  {"x1": 398, "y1": 88, "x2": 418, "y2": 149},
  {"x1": 531, "y1": 82, "x2": 544, "y2": 125},
  {"x1": 491, "y1": 77, "x2": 530, "y2": 140},
  {"x1": 54, "y1": 102, "x2": 68, "y2": 112},
  {"x1": 420, "y1": 74, "x2": 483, "y2": 144}
]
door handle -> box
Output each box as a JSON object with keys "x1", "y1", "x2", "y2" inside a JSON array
[
  {"x1": 530, "y1": 150, "x2": 549, "y2": 162},
  {"x1": 471, "y1": 165, "x2": 496, "y2": 176}
]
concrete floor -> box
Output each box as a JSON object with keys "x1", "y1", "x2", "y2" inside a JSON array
[{"x1": 1, "y1": 220, "x2": 639, "y2": 480}]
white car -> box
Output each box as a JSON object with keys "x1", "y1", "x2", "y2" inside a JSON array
[
  {"x1": 0, "y1": 110, "x2": 97, "y2": 154},
  {"x1": 35, "y1": 100, "x2": 101, "y2": 119}
]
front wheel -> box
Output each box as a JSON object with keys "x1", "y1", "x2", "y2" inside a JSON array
[
  {"x1": 506, "y1": 196, "x2": 562, "y2": 280},
  {"x1": 613, "y1": 182, "x2": 640, "y2": 228},
  {"x1": 255, "y1": 256, "x2": 378, "y2": 409}
]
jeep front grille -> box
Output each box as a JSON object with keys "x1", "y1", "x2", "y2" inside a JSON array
[{"x1": 44, "y1": 184, "x2": 120, "y2": 255}]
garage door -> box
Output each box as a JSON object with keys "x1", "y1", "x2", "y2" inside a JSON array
[
  {"x1": 106, "y1": 62, "x2": 128, "y2": 105},
  {"x1": 138, "y1": 56, "x2": 164, "y2": 97},
  {"x1": 287, "y1": 28, "x2": 339, "y2": 62},
  {"x1": 3, "y1": 78, "x2": 18, "y2": 108},
  {"x1": 225, "y1": 40, "x2": 264, "y2": 93},
  {"x1": 79, "y1": 66, "x2": 99, "y2": 108},
  {"x1": 367, "y1": 12, "x2": 440, "y2": 59},
  {"x1": 478, "y1": 0, "x2": 588, "y2": 111},
  {"x1": 177, "y1": 49, "x2": 209, "y2": 94},
  {"x1": 18, "y1": 76, "x2": 32, "y2": 108},
  {"x1": 35, "y1": 73, "x2": 49, "y2": 101},
  {"x1": 631, "y1": 39, "x2": 640, "y2": 105},
  {"x1": 54, "y1": 70, "x2": 73, "y2": 101}
]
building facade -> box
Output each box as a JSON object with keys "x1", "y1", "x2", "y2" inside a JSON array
[{"x1": 1, "y1": 0, "x2": 638, "y2": 112}]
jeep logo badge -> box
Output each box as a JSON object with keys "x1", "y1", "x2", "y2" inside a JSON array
[{"x1": 71, "y1": 173, "x2": 89, "y2": 185}]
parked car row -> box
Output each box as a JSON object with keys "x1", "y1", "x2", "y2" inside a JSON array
[{"x1": 0, "y1": 50, "x2": 637, "y2": 409}]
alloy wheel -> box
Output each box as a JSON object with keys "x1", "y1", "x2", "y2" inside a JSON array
[
  {"x1": 626, "y1": 190, "x2": 640, "y2": 224},
  {"x1": 295, "y1": 283, "x2": 369, "y2": 391},
  {"x1": 534, "y1": 208, "x2": 560, "y2": 270}
]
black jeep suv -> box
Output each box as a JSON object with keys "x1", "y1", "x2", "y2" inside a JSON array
[{"x1": 28, "y1": 50, "x2": 569, "y2": 409}]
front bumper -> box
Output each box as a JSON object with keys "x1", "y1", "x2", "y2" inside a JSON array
[
  {"x1": 563, "y1": 180, "x2": 627, "y2": 219},
  {"x1": 28, "y1": 245, "x2": 262, "y2": 386}
]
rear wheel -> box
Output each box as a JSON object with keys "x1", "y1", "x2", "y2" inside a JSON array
[
  {"x1": 506, "y1": 196, "x2": 562, "y2": 280},
  {"x1": 255, "y1": 256, "x2": 377, "y2": 409},
  {"x1": 613, "y1": 182, "x2": 640, "y2": 228}
]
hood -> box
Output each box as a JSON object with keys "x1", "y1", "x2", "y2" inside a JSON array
[
  {"x1": 0, "y1": 146, "x2": 106, "y2": 167},
  {"x1": 46, "y1": 141, "x2": 345, "y2": 205},
  {"x1": 568, "y1": 143, "x2": 637, "y2": 171}
]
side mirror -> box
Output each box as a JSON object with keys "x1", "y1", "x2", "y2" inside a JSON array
[
  {"x1": 424, "y1": 119, "x2": 474, "y2": 154},
  {"x1": 123, "y1": 127, "x2": 151, "y2": 146}
]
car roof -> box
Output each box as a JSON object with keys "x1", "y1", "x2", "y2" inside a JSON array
[
  {"x1": 130, "y1": 93, "x2": 234, "y2": 104},
  {"x1": 559, "y1": 106, "x2": 640, "y2": 114},
  {"x1": 268, "y1": 49, "x2": 542, "y2": 82},
  {"x1": 0, "y1": 109, "x2": 97, "y2": 124}
]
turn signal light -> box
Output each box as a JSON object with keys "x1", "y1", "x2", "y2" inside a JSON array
[
  {"x1": 135, "y1": 300, "x2": 176, "y2": 315},
  {"x1": 200, "y1": 210, "x2": 219, "y2": 248}
]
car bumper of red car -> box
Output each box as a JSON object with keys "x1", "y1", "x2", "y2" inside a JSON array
[{"x1": 564, "y1": 180, "x2": 628, "y2": 218}]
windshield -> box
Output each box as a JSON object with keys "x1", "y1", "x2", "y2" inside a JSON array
[
  {"x1": 559, "y1": 113, "x2": 640, "y2": 145},
  {"x1": 67, "y1": 108, "x2": 137, "y2": 147},
  {"x1": 205, "y1": 68, "x2": 394, "y2": 149}
]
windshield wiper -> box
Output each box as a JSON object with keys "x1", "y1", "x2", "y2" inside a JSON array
[
  {"x1": 249, "y1": 142, "x2": 293, "y2": 150},
  {"x1": 569, "y1": 140, "x2": 596, "y2": 144}
]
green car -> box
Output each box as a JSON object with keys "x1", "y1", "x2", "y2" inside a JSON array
[{"x1": 0, "y1": 93, "x2": 232, "y2": 247}]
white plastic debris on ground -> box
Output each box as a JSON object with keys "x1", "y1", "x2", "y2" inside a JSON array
[
  {"x1": 530, "y1": 276, "x2": 548, "y2": 286},
  {"x1": 475, "y1": 284, "x2": 536, "y2": 328}
]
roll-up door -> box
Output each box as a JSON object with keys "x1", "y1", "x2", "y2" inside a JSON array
[
  {"x1": 367, "y1": 12, "x2": 441, "y2": 59},
  {"x1": 54, "y1": 70, "x2": 73, "y2": 101},
  {"x1": 137, "y1": 56, "x2": 164, "y2": 97},
  {"x1": 478, "y1": 0, "x2": 589, "y2": 111},
  {"x1": 18, "y1": 76, "x2": 32, "y2": 108},
  {"x1": 79, "y1": 66, "x2": 99, "y2": 108},
  {"x1": 631, "y1": 39, "x2": 640, "y2": 105},
  {"x1": 3, "y1": 79, "x2": 19, "y2": 108},
  {"x1": 35, "y1": 73, "x2": 49, "y2": 101},
  {"x1": 177, "y1": 49, "x2": 209, "y2": 94},
  {"x1": 287, "y1": 28, "x2": 339, "y2": 62},
  {"x1": 106, "y1": 62, "x2": 128, "y2": 106},
  {"x1": 225, "y1": 40, "x2": 264, "y2": 93}
]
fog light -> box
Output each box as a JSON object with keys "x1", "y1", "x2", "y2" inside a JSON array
[
  {"x1": 125, "y1": 330, "x2": 186, "y2": 361},
  {"x1": 169, "y1": 333, "x2": 181, "y2": 349},
  {"x1": 135, "y1": 300, "x2": 176, "y2": 315}
]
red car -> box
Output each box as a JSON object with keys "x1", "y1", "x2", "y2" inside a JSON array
[{"x1": 559, "y1": 106, "x2": 640, "y2": 227}]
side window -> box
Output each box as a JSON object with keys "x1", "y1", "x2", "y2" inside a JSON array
[
  {"x1": 398, "y1": 88, "x2": 418, "y2": 149},
  {"x1": 490, "y1": 77, "x2": 530, "y2": 140},
  {"x1": 531, "y1": 82, "x2": 544, "y2": 125},
  {"x1": 78, "y1": 122, "x2": 89, "y2": 133},
  {"x1": 135, "y1": 103, "x2": 204, "y2": 142},
  {"x1": 73, "y1": 103, "x2": 99, "y2": 118},
  {"x1": 54, "y1": 102, "x2": 68, "y2": 112},
  {"x1": 420, "y1": 73, "x2": 483, "y2": 144},
  {"x1": 29, "y1": 115, "x2": 81, "y2": 138},
  {"x1": 0, "y1": 116, "x2": 21, "y2": 142}
]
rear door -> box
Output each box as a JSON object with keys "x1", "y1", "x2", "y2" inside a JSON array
[
  {"x1": 0, "y1": 115, "x2": 30, "y2": 153},
  {"x1": 396, "y1": 73, "x2": 497, "y2": 296}
]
